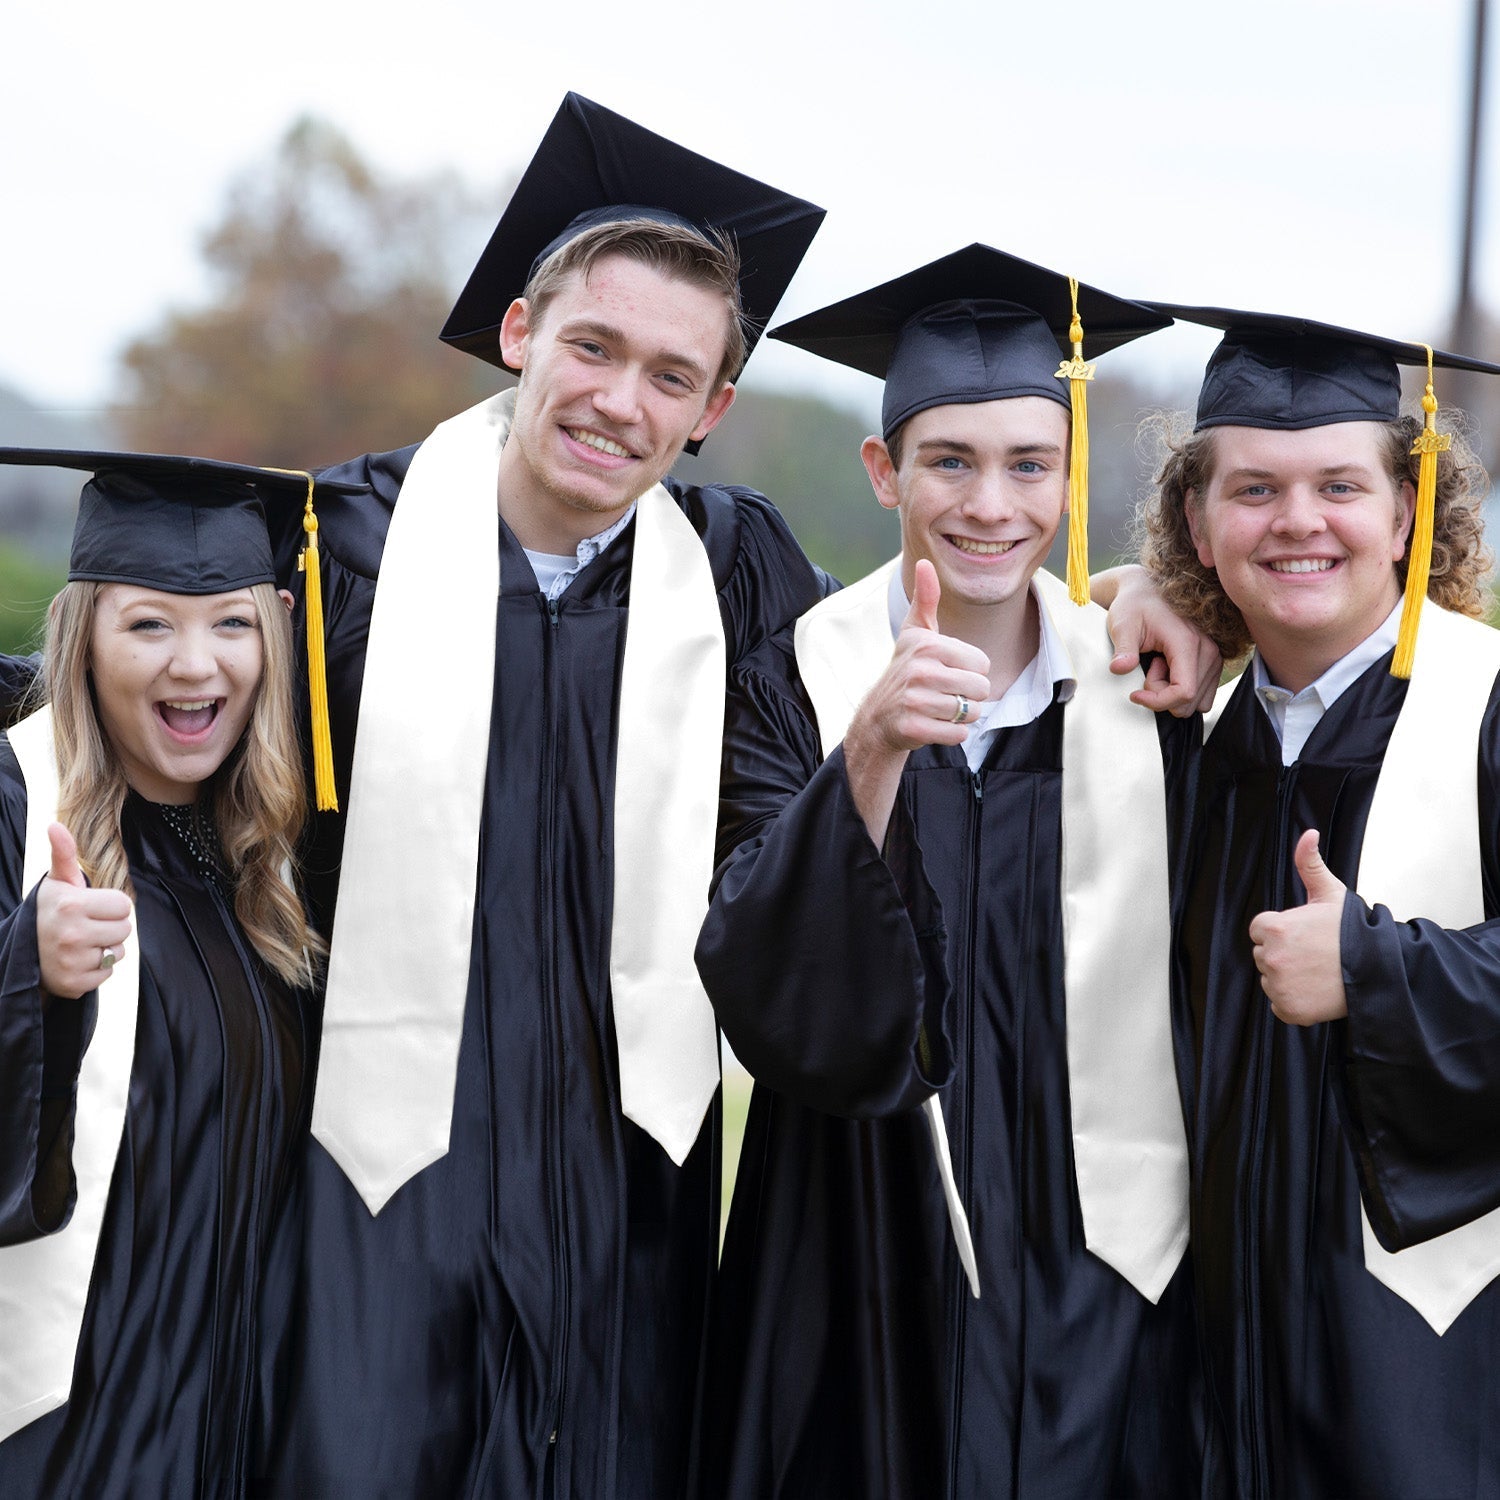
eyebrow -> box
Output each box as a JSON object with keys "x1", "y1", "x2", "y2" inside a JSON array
[
  {"x1": 115, "y1": 589, "x2": 258, "y2": 614},
  {"x1": 1219, "y1": 463, "x2": 1378, "y2": 483},
  {"x1": 558, "y1": 318, "x2": 712, "y2": 386},
  {"x1": 911, "y1": 439, "x2": 1064, "y2": 460}
]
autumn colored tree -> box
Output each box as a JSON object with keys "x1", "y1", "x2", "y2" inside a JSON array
[
  {"x1": 112, "y1": 118, "x2": 504, "y2": 467},
  {"x1": 108, "y1": 115, "x2": 1224, "y2": 585}
]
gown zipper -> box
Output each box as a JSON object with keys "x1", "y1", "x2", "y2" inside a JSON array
[
  {"x1": 1244, "y1": 763, "x2": 1297, "y2": 1499},
  {"x1": 945, "y1": 768, "x2": 984, "y2": 1498},
  {"x1": 539, "y1": 592, "x2": 570, "y2": 1485}
]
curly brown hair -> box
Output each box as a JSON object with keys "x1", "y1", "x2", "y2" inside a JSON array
[{"x1": 1132, "y1": 409, "x2": 1493, "y2": 662}]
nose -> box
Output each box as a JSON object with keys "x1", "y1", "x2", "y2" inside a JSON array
[
  {"x1": 167, "y1": 628, "x2": 218, "y2": 683},
  {"x1": 961, "y1": 470, "x2": 1017, "y2": 524},
  {"x1": 592, "y1": 367, "x2": 646, "y2": 427},
  {"x1": 1271, "y1": 483, "x2": 1327, "y2": 538}
]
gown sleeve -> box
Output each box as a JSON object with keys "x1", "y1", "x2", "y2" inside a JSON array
[
  {"x1": 707, "y1": 485, "x2": 837, "y2": 662},
  {"x1": 696, "y1": 639, "x2": 953, "y2": 1120},
  {"x1": 0, "y1": 751, "x2": 93, "y2": 1244},
  {"x1": 1338, "y1": 673, "x2": 1500, "y2": 1251}
]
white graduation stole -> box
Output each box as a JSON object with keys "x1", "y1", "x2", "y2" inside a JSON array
[
  {"x1": 0, "y1": 706, "x2": 140, "y2": 1441},
  {"x1": 1352, "y1": 604, "x2": 1500, "y2": 1334},
  {"x1": 312, "y1": 390, "x2": 724, "y2": 1214},
  {"x1": 795, "y1": 562, "x2": 1187, "y2": 1303}
]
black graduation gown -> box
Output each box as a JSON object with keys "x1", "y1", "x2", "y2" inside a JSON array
[
  {"x1": 0, "y1": 759, "x2": 311, "y2": 1499},
  {"x1": 252, "y1": 447, "x2": 827, "y2": 1500},
  {"x1": 696, "y1": 629, "x2": 1202, "y2": 1500},
  {"x1": 1178, "y1": 659, "x2": 1500, "y2": 1500}
]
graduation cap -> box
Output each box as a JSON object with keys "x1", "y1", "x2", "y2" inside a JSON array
[
  {"x1": 0, "y1": 448, "x2": 368, "y2": 809},
  {"x1": 1148, "y1": 304, "x2": 1500, "y2": 432},
  {"x1": 770, "y1": 244, "x2": 1173, "y2": 603},
  {"x1": 1153, "y1": 304, "x2": 1500, "y2": 677},
  {"x1": 439, "y1": 92, "x2": 826, "y2": 395}
]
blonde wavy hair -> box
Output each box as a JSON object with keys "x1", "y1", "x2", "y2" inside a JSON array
[
  {"x1": 1133, "y1": 409, "x2": 1494, "y2": 662},
  {"x1": 37, "y1": 581, "x2": 325, "y2": 987}
]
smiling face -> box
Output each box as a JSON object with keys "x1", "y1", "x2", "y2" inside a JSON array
[
  {"x1": 494, "y1": 254, "x2": 737, "y2": 552},
  {"x1": 89, "y1": 584, "x2": 268, "y2": 804},
  {"x1": 1187, "y1": 422, "x2": 1414, "y2": 691},
  {"x1": 864, "y1": 396, "x2": 1069, "y2": 641}
]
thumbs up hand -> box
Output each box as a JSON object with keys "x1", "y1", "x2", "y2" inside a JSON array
[
  {"x1": 36, "y1": 823, "x2": 133, "y2": 1000},
  {"x1": 857, "y1": 560, "x2": 993, "y2": 756},
  {"x1": 842, "y1": 560, "x2": 993, "y2": 846},
  {"x1": 1247, "y1": 829, "x2": 1349, "y2": 1025},
  {"x1": 904, "y1": 556, "x2": 942, "y2": 633}
]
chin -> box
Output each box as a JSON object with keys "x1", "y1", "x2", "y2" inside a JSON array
[{"x1": 548, "y1": 471, "x2": 639, "y2": 515}]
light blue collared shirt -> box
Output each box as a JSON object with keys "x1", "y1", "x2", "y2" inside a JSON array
[
  {"x1": 887, "y1": 568, "x2": 1078, "y2": 772},
  {"x1": 1251, "y1": 601, "x2": 1403, "y2": 765},
  {"x1": 522, "y1": 502, "x2": 638, "y2": 601}
]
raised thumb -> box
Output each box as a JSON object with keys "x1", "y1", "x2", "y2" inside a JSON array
[
  {"x1": 904, "y1": 558, "x2": 942, "y2": 634},
  {"x1": 1294, "y1": 828, "x2": 1343, "y2": 904},
  {"x1": 47, "y1": 822, "x2": 86, "y2": 888}
]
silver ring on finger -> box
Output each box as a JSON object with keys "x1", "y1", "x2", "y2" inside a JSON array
[
  {"x1": 100, "y1": 946, "x2": 117, "y2": 970},
  {"x1": 950, "y1": 694, "x2": 970, "y2": 724}
]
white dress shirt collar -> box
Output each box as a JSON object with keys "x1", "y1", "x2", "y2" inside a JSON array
[
  {"x1": 522, "y1": 501, "x2": 638, "y2": 601},
  {"x1": 1251, "y1": 601, "x2": 1402, "y2": 765}
]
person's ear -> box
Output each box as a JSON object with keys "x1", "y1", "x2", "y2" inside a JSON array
[{"x1": 861, "y1": 436, "x2": 901, "y2": 512}]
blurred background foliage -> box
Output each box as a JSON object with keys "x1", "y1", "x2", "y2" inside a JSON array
[
  {"x1": 111, "y1": 118, "x2": 501, "y2": 469},
  {"x1": 6, "y1": 113, "x2": 1497, "y2": 636},
  {"x1": 0, "y1": 115, "x2": 1224, "y2": 653}
]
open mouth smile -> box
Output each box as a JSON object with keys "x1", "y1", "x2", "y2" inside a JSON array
[
  {"x1": 1265, "y1": 559, "x2": 1338, "y2": 574},
  {"x1": 155, "y1": 699, "x2": 222, "y2": 742}
]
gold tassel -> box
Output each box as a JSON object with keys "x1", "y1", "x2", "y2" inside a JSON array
[
  {"x1": 1056, "y1": 276, "x2": 1095, "y2": 605},
  {"x1": 298, "y1": 479, "x2": 339, "y2": 811},
  {"x1": 1391, "y1": 346, "x2": 1449, "y2": 680},
  {"x1": 269, "y1": 468, "x2": 339, "y2": 811}
]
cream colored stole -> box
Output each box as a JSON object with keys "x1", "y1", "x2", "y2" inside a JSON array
[
  {"x1": 312, "y1": 391, "x2": 724, "y2": 1214},
  {"x1": 0, "y1": 706, "x2": 140, "y2": 1441},
  {"x1": 1203, "y1": 608, "x2": 1500, "y2": 1332},
  {"x1": 795, "y1": 562, "x2": 1187, "y2": 1303},
  {"x1": 1352, "y1": 604, "x2": 1500, "y2": 1333}
]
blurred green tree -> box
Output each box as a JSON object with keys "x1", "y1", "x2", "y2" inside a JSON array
[
  {"x1": 0, "y1": 545, "x2": 64, "y2": 655},
  {"x1": 678, "y1": 388, "x2": 898, "y2": 582}
]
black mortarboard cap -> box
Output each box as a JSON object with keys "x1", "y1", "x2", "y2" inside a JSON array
[
  {"x1": 769, "y1": 244, "x2": 1171, "y2": 439},
  {"x1": 440, "y1": 93, "x2": 826, "y2": 386},
  {"x1": 1147, "y1": 304, "x2": 1500, "y2": 431},
  {"x1": 0, "y1": 449, "x2": 363, "y2": 594},
  {"x1": 772, "y1": 245, "x2": 1171, "y2": 605}
]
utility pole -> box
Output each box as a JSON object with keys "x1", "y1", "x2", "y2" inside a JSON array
[{"x1": 1453, "y1": 0, "x2": 1490, "y2": 453}]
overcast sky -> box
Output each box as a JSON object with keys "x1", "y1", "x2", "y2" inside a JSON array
[{"x1": 2, "y1": 0, "x2": 1495, "y2": 430}]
